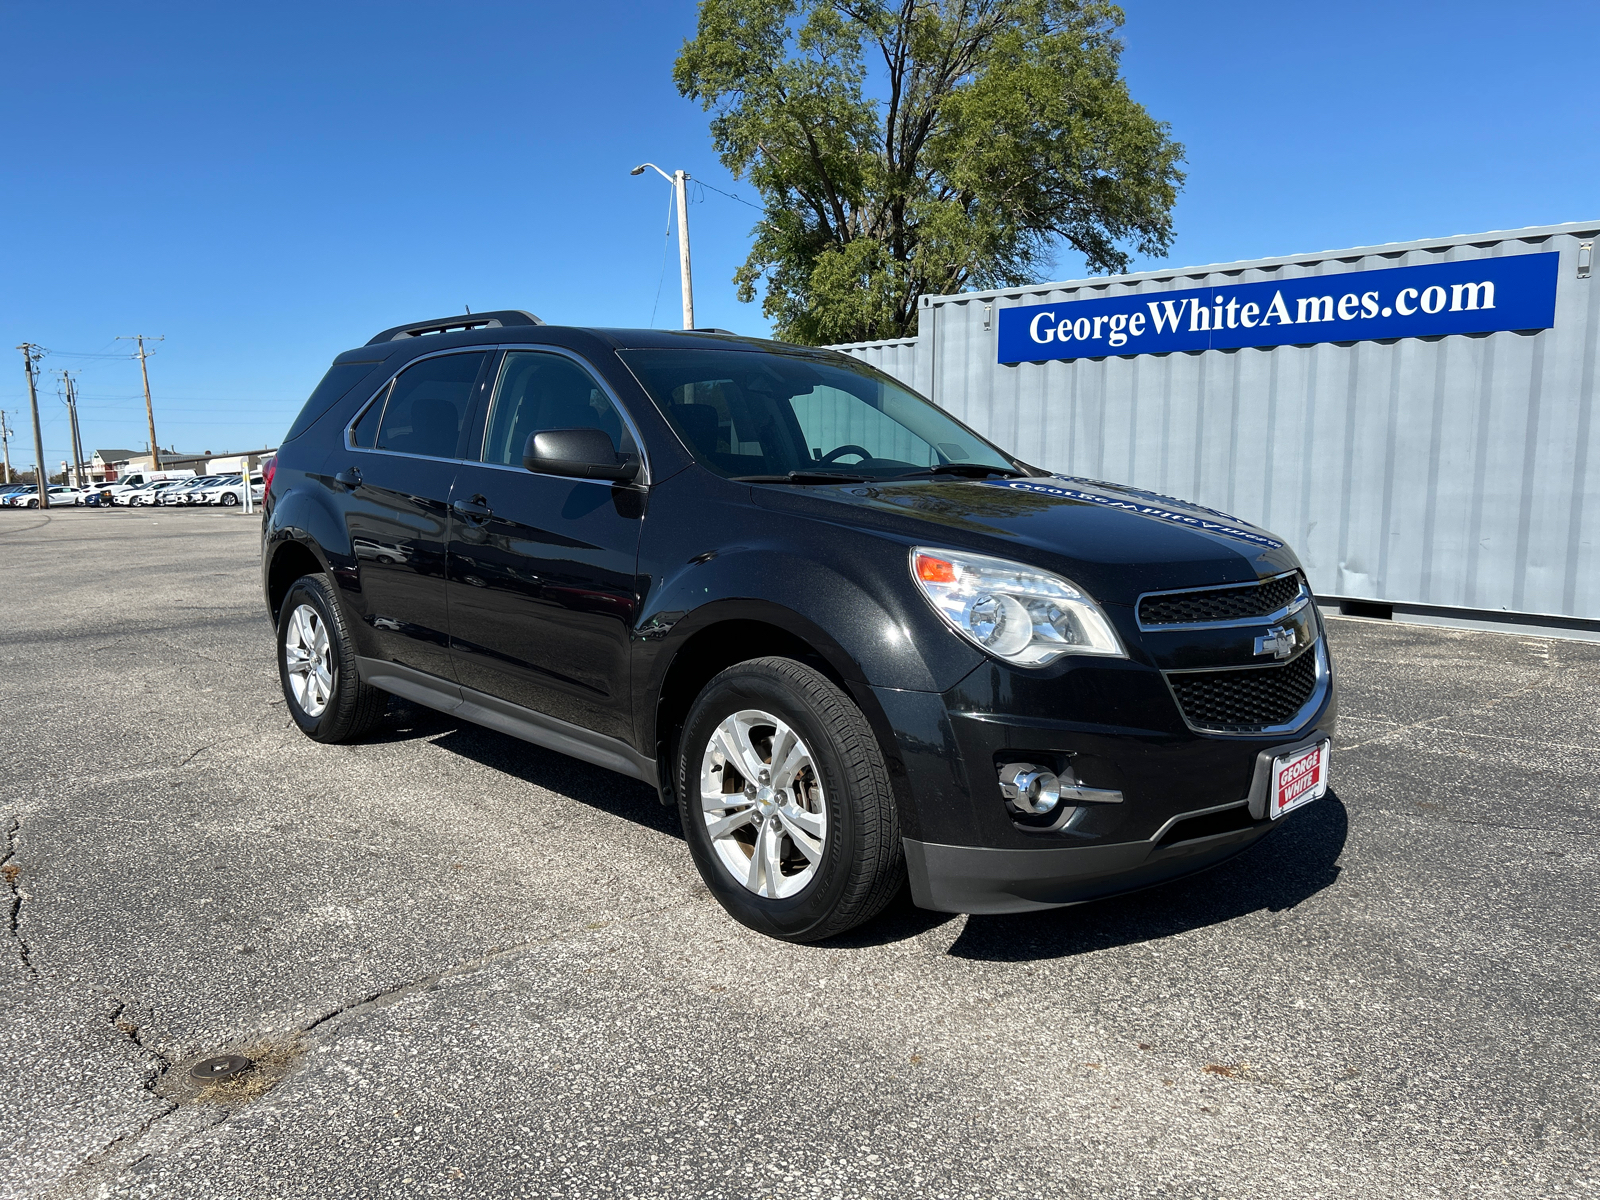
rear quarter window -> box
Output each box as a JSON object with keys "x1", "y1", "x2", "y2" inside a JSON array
[{"x1": 283, "y1": 361, "x2": 388, "y2": 444}]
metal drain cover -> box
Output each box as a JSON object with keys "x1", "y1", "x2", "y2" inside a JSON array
[{"x1": 189, "y1": 1054, "x2": 253, "y2": 1083}]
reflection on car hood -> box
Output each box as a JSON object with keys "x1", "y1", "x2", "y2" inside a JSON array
[{"x1": 749, "y1": 474, "x2": 1302, "y2": 604}]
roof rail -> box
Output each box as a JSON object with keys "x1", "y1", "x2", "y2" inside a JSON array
[{"x1": 365, "y1": 310, "x2": 545, "y2": 346}]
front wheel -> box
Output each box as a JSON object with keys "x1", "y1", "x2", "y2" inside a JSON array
[
  {"x1": 276, "y1": 573, "x2": 388, "y2": 743},
  {"x1": 678, "y1": 657, "x2": 903, "y2": 942},
  {"x1": 220, "y1": 492, "x2": 239, "y2": 506}
]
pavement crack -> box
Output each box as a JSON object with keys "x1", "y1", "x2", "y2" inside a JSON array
[
  {"x1": 62, "y1": 1001, "x2": 182, "y2": 1188},
  {"x1": 3, "y1": 816, "x2": 36, "y2": 977},
  {"x1": 299, "y1": 900, "x2": 688, "y2": 1040}
]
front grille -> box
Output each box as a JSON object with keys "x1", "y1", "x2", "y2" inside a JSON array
[
  {"x1": 1140, "y1": 573, "x2": 1304, "y2": 626},
  {"x1": 1167, "y1": 649, "x2": 1319, "y2": 731}
]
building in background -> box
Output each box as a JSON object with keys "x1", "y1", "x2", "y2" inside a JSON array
[
  {"x1": 88, "y1": 450, "x2": 142, "y2": 483},
  {"x1": 832, "y1": 220, "x2": 1599, "y2": 639},
  {"x1": 87, "y1": 447, "x2": 278, "y2": 482}
]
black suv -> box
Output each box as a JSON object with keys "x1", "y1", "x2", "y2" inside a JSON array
[{"x1": 262, "y1": 310, "x2": 1336, "y2": 941}]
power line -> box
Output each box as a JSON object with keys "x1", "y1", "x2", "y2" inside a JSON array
[{"x1": 693, "y1": 178, "x2": 766, "y2": 213}]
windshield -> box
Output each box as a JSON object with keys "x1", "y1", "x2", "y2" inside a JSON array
[{"x1": 617, "y1": 348, "x2": 1020, "y2": 481}]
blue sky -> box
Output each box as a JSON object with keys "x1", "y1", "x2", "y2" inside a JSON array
[{"x1": 1, "y1": 0, "x2": 1594, "y2": 473}]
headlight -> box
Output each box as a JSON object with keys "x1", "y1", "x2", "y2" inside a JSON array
[{"x1": 910, "y1": 547, "x2": 1125, "y2": 665}]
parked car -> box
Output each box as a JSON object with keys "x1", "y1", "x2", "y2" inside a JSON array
[
  {"x1": 124, "y1": 479, "x2": 188, "y2": 506},
  {"x1": 158, "y1": 476, "x2": 221, "y2": 505},
  {"x1": 0, "y1": 483, "x2": 33, "y2": 505},
  {"x1": 5, "y1": 484, "x2": 89, "y2": 508},
  {"x1": 113, "y1": 469, "x2": 195, "y2": 490},
  {"x1": 263, "y1": 311, "x2": 1337, "y2": 942},
  {"x1": 201, "y1": 475, "x2": 264, "y2": 506}
]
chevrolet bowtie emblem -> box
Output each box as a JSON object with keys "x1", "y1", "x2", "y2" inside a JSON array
[{"x1": 1255, "y1": 625, "x2": 1298, "y2": 659}]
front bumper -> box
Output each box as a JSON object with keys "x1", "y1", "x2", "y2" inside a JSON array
[
  {"x1": 905, "y1": 817, "x2": 1270, "y2": 914},
  {"x1": 870, "y1": 629, "x2": 1338, "y2": 913},
  {"x1": 902, "y1": 728, "x2": 1329, "y2": 913}
]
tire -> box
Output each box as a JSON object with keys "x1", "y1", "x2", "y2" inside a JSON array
[
  {"x1": 220, "y1": 492, "x2": 239, "y2": 506},
  {"x1": 677, "y1": 656, "x2": 903, "y2": 942},
  {"x1": 26, "y1": 499, "x2": 37, "y2": 508},
  {"x1": 276, "y1": 573, "x2": 388, "y2": 743}
]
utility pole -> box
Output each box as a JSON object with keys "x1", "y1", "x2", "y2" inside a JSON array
[
  {"x1": 118, "y1": 334, "x2": 164, "y2": 470},
  {"x1": 630, "y1": 162, "x2": 695, "y2": 329},
  {"x1": 0, "y1": 410, "x2": 12, "y2": 484},
  {"x1": 17, "y1": 344, "x2": 47, "y2": 508},
  {"x1": 61, "y1": 371, "x2": 86, "y2": 488}
]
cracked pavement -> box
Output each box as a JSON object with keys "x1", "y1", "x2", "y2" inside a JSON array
[{"x1": 1, "y1": 508, "x2": 1597, "y2": 1198}]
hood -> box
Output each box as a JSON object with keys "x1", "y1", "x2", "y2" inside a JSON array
[{"x1": 749, "y1": 474, "x2": 1301, "y2": 607}]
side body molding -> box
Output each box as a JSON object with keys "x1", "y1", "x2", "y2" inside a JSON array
[{"x1": 354, "y1": 657, "x2": 656, "y2": 784}]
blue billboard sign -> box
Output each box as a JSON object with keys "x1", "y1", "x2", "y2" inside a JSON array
[{"x1": 996, "y1": 251, "x2": 1560, "y2": 364}]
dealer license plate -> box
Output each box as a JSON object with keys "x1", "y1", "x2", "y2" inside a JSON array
[{"x1": 1269, "y1": 740, "x2": 1330, "y2": 820}]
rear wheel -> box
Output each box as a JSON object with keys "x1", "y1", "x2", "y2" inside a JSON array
[
  {"x1": 277, "y1": 573, "x2": 387, "y2": 743},
  {"x1": 678, "y1": 657, "x2": 903, "y2": 942}
]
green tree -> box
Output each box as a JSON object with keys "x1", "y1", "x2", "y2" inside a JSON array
[{"x1": 675, "y1": 0, "x2": 1185, "y2": 345}]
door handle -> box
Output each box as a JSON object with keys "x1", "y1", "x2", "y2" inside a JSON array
[
  {"x1": 452, "y1": 496, "x2": 493, "y2": 522},
  {"x1": 334, "y1": 467, "x2": 362, "y2": 488}
]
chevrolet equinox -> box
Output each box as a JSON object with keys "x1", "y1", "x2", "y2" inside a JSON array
[{"x1": 262, "y1": 310, "x2": 1336, "y2": 941}]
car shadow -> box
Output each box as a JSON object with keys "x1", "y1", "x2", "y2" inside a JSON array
[
  {"x1": 369, "y1": 700, "x2": 1346, "y2": 958},
  {"x1": 933, "y1": 791, "x2": 1348, "y2": 962},
  {"x1": 379, "y1": 699, "x2": 680, "y2": 839}
]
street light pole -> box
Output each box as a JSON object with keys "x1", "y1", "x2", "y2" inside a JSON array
[{"x1": 631, "y1": 162, "x2": 695, "y2": 330}]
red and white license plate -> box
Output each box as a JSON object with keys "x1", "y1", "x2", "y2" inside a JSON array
[{"x1": 1270, "y1": 740, "x2": 1330, "y2": 819}]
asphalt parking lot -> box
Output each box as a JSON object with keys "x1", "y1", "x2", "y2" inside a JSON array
[{"x1": 2, "y1": 507, "x2": 1597, "y2": 1199}]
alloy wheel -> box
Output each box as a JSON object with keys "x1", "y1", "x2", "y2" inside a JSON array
[
  {"x1": 699, "y1": 709, "x2": 828, "y2": 899},
  {"x1": 283, "y1": 603, "x2": 334, "y2": 717}
]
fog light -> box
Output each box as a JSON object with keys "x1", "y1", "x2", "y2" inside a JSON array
[{"x1": 998, "y1": 763, "x2": 1060, "y2": 814}]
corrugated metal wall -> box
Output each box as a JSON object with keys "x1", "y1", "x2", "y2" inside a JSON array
[
  {"x1": 831, "y1": 336, "x2": 924, "y2": 394},
  {"x1": 832, "y1": 222, "x2": 1600, "y2": 623}
]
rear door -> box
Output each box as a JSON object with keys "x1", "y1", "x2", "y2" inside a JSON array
[
  {"x1": 445, "y1": 348, "x2": 646, "y2": 740},
  {"x1": 340, "y1": 349, "x2": 492, "y2": 681}
]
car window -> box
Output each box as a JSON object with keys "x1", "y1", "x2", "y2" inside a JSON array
[
  {"x1": 367, "y1": 352, "x2": 487, "y2": 459},
  {"x1": 479, "y1": 351, "x2": 631, "y2": 467},
  {"x1": 349, "y1": 381, "x2": 390, "y2": 448},
  {"x1": 618, "y1": 348, "x2": 1014, "y2": 479}
]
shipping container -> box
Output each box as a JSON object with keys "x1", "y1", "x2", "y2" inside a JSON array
[{"x1": 832, "y1": 220, "x2": 1600, "y2": 635}]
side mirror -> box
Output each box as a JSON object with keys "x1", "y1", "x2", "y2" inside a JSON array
[{"x1": 523, "y1": 428, "x2": 639, "y2": 483}]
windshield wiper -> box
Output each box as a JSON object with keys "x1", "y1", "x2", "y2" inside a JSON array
[
  {"x1": 731, "y1": 470, "x2": 872, "y2": 485},
  {"x1": 887, "y1": 463, "x2": 1026, "y2": 480}
]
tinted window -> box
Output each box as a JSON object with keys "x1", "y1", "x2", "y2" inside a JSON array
[
  {"x1": 350, "y1": 381, "x2": 390, "y2": 448},
  {"x1": 480, "y1": 352, "x2": 629, "y2": 466},
  {"x1": 372, "y1": 352, "x2": 487, "y2": 459},
  {"x1": 618, "y1": 348, "x2": 1014, "y2": 479},
  {"x1": 284, "y1": 360, "x2": 385, "y2": 444}
]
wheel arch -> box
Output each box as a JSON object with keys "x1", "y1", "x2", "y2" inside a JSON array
[
  {"x1": 265, "y1": 535, "x2": 329, "y2": 625},
  {"x1": 645, "y1": 606, "x2": 912, "y2": 826}
]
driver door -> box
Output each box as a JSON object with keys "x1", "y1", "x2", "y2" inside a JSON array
[{"x1": 446, "y1": 349, "x2": 645, "y2": 740}]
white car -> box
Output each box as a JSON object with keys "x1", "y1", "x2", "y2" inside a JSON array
[
  {"x1": 124, "y1": 479, "x2": 188, "y2": 507},
  {"x1": 158, "y1": 476, "x2": 222, "y2": 505},
  {"x1": 7, "y1": 485, "x2": 89, "y2": 508},
  {"x1": 200, "y1": 475, "x2": 265, "y2": 507}
]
